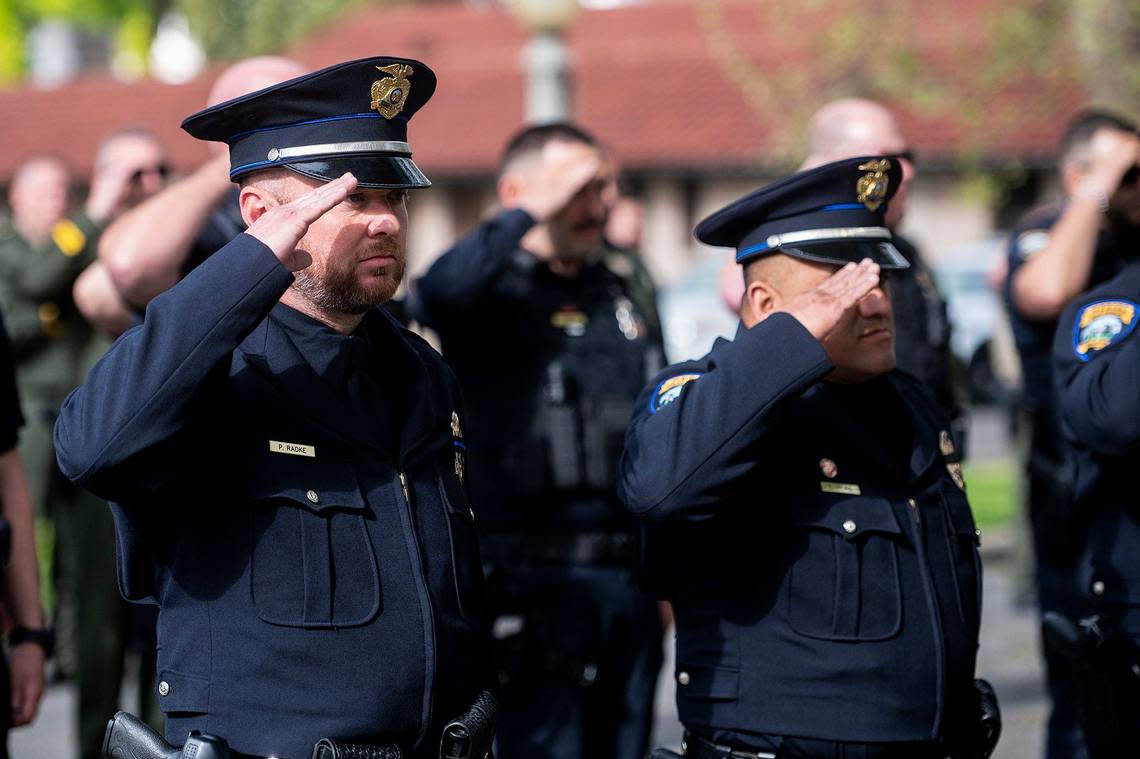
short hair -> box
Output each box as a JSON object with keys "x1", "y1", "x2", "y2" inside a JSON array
[
  {"x1": 1060, "y1": 109, "x2": 1138, "y2": 166},
  {"x1": 498, "y1": 122, "x2": 600, "y2": 178}
]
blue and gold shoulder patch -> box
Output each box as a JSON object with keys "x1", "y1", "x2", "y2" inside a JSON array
[
  {"x1": 648, "y1": 373, "x2": 702, "y2": 413},
  {"x1": 1073, "y1": 299, "x2": 1139, "y2": 361}
]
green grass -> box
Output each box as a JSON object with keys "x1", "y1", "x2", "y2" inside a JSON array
[{"x1": 963, "y1": 460, "x2": 1018, "y2": 528}]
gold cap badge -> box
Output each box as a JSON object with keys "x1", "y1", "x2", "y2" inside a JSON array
[
  {"x1": 371, "y1": 64, "x2": 414, "y2": 119},
  {"x1": 856, "y1": 159, "x2": 892, "y2": 212}
]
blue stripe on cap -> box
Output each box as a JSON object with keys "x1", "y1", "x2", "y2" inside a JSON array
[
  {"x1": 736, "y1": 242, "x2": 771, "y2": 261},
  {"x1": 229, "y1": 158, "x2": 282, "y2": 177},
  {"x1": 819, "y1": 203, "x2": 865, "y2": 211},
  {"x1": 227, "y1": 112, "x2": 402, "y2": 143}
]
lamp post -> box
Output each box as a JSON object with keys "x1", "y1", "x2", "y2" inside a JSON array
[{"x1": 510, "y1": 0, "x2": 578, "y2": 123}]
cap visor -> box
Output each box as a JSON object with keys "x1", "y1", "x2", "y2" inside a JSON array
[
  {"x1": 285, "y1": 155, "x2": 431, "y2": 189},
  {"x1": 780, "y1": 240, "x2": 910, "y2": 270}
]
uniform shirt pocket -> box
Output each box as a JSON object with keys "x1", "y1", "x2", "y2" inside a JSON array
[
  {"x1": 939, "y1": 482, "x2": 983, "y2": 635},
  {"x1": 435, "y1": 459, "x2": 488, "y2": 627},
  {"x1": 786, "y1": 496, "x2": 904, "y2": 641},
  {"x1": 246, "y1": 456, "x2": 381, "y2": 628}
]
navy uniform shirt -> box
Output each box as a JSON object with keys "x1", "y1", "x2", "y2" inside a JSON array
[
  {"x1": 1004, "y1": 207, "x2": 1134, "y2": 417},
  {"x1": 53, "y1": 233, "x2": 491, "y2": 759},
  {"x1": 1053, "y1": 260, "x2": 1140, "y2": 625},
  {"x1": 618, "y1": 314, "x2": 982, "y2": 746},
  {"x1": 411, "y1": 208, "x2": 663, "y2": 531}
]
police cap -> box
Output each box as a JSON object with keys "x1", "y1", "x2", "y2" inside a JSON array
[
  {"x1": 695, "y1": 156, "x2": 909, "y2": 270},
  {"x1": 182, "y1": 56, "x2": 436, "y2": 189}
]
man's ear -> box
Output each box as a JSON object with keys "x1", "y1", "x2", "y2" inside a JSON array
[
  {"x1": 497, "y1": 174, "x2": 522, "y2": 209},
  {"x1": 744, "y1": 278, "x2": 781, "y2": 327},
  {"x1": 238, "y1": 184, "x2": 277, "y2": 228}
]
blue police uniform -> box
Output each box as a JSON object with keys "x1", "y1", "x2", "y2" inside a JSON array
[
  {"x1": 1053, "y1": 260, "x2": 1140, "y2": 635},
  {"x1": 620, "y1": 158, "x2": 992, "y2": 759},
  {"x1": 53, "y1": 57, "x2": 493, "y2": 759},
  {"x1": 1004, "y1": 206, "x2": 1138, "y2": 759},
  {"x1": 411, "y1": 207, "x2": 664, "y2": 759}
]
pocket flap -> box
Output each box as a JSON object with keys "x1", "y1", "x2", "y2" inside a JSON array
[
  {"x1": 796, "y1": 496, "x2": 902, "y2": 540},
  {"x1": 245, "y1": 456, "x2": 366, "y2": 512},
  {"x1": 675, "y1": 664, "x2": 739, "y2": 701},
  {"x1": 156, "y1": 669, "x2": 210, "y2": 714}
]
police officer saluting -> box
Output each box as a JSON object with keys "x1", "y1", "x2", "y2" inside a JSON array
[
  {"x1": 53, "y1": 58, "x2": 494, "y2": 759},
  {"x1": 619, "y1": 157, "x2": 999, "y2": 759}
]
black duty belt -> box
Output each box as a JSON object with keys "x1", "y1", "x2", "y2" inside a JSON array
[
  {"x1": 480, "y1": 530, "x2": 636, "y2": 566},
  {"x1": 683, "y1": 733, "x2": 777, "y2": 759}
]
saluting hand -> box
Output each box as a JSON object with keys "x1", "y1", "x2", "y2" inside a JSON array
[
  {"x1": 245, "y1": 172, "x2": 358, "y2": 272},
  {"x1": 513, "y1": 141, "x2": 604, "y2": 223},
  {"x1": 778, "y1": 259, "x2": 882, "y2": 341}
]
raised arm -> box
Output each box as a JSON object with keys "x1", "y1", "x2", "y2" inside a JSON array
[
  {"x1": 55, "y1": 174, "x2": 357, "y2": 501},
  {"x1": 619, "y1": 260, "x2": 880, "y2": 522}
]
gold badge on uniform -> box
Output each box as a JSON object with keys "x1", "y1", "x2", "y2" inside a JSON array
[
  {"x1": 856, "y1": 159, "x2": 892, "y2": 212},
  {"x1": 371, "y1": 63, "x2": 414, "y2": 119},
  {"x1": 939, "y1": 430, "x2": 955, "y2": 457},
  {"x1": 551, "y1": 307, "x2": 588, "y2": 337},
  {"x1": 947, "y1": 462, "x2": 966, "y2": 491},
  {"x1": 51, "y1": 219, "x2": 86, "y2": 257},
  {"x1": 451, "y1": 411, "x2": 466, "y2": 483},
  {"x1": 819, "y1": 458, "x2": 838, "y2": 478}
]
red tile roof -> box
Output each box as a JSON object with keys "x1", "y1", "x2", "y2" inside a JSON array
[{"x1": 0, "y1": 0, "x2": 1090, "y2": 183}]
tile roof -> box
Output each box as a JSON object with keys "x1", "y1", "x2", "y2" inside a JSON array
[{"x1": 0, "y1": 0, "x2": 1089, "y2": 182}]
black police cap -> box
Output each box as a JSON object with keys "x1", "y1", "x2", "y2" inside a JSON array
[
  {"x1": 695, "y1": 156, "x2": 909, "y2": 270},
  {"x1": 182, "y1": 56, "x2": 436, "y2": 189}
]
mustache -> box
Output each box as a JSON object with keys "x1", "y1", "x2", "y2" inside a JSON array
[{"x1": 358, "y1": 240, "x2": 403, "y2": 260}]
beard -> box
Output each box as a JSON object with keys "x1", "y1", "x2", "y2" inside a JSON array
[{"x1": 291, "y1": 240, "x2": 406, "y2": 315}]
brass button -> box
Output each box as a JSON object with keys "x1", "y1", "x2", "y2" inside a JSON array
[
  {"x1": 158, "y1": 680, "x2": 170, "y2": 697},
  {"x1": 843, "y1": 519, "x2": 857, "y2": 534},
  {"x1": 677, "y1": 671, "x2": 691, "y2": 686},
  {"x1": 306, "y1": 490, "x2": 319, "y2": 504},
  {"x1": 1092, "y1": 580, "x2": 1106, "y2": 596}
]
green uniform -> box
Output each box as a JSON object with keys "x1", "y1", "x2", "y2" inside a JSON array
[{"x1": 0, "y1": 215, "x2": 158, "y2": 759}]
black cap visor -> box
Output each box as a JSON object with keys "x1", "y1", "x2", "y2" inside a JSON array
[
  {"x1": 777, "y1": 240, "x2": 910, "y2": 271},
  {"x1": 283, "y1": 155, "x2": 431, "y2": 189}
]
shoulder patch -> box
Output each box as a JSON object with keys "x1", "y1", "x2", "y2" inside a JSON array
[
  {"x1": 51, "y1": 219, "x2": 86, "y2": 257},
  {"x1": 1016, "y1": 229, "x2": 1050, "y2": 260},
  {"x1": 1073, "y1": 299, "x2": 1139, "y2": 361},
  {"x1": 648, "y1": 373, "x2": 702, "y2": 413}
]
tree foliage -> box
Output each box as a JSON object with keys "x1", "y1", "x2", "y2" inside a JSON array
[{"x1": 174, "y1": 0, "x2": 373, "y2": 60}]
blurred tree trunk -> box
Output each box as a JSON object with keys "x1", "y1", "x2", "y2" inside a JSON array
[{"x1": 1070, "y1": 0, "x2": 1140, "y2": 115}]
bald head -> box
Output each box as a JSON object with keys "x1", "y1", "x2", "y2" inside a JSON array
[
  {"x1": 9, "y1": 156, "x2": 71, "y2": 244},
  {"x1": 207, "y1": 56, "x2": 307, "y2": 107},
  {"x1": 803, "y1": 99, "x2": 912, "y2": 227},
  {"x1": 805, "y1": 99, "x2": 907, "y2": 165}
]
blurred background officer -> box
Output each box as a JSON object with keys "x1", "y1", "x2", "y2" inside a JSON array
[
  {"x1": 1004, "y1": 108, "x2": 1140, "y2": 759},
  {"x1": 94, "y1": 56, "x2": 306, "y2": 319},
  {"x1": 621, "y1": 157, "x2": 997, "y2": 759},
  {"x1": 1052, "y1": 254, "x2": 1140, "y2": 757},
  {"x1": 411, "y1": 123, "x2": 664, "y2": 759},
  {"x1": 0, "y1": 133, "x2": 167, "y2": 759},
  {"x1": 803, "y1": 98, "x2": 966, "y2": 449},
  {"x1": 54, "y1": 57, "x2": 494, "y2": 759},
  {"x1": 0, "y1": 311, "x2": 49, "y2": 758}
]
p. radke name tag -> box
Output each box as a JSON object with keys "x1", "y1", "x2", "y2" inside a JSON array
[
  {"x1": 820, "y1": 481, "x2": 862, "y2": 495},
  {"x1": 270, "y1": 440, "x2": 315, "y2": 458}
]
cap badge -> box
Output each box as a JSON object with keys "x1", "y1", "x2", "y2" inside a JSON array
[
  {"x1": 371, "y1": 63, "x2": 414, "y2": 119},
  {"x1": 856, "y1": 159, "x2": 892, "y2": 212}
]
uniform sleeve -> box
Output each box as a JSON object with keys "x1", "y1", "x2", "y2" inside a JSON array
[
  {"x1": 410, "y1": 208, "x2": 536, "y2": 326},
  {"x1": 0, "y1": 313, "x2": 24, "y2": 454},
  {"x1": 53, "y1": 233, "x2": 294, "y2": 500},
  {"x1": 617, "y1": 313, "x2": 833, "y2": 523},
  {"x1": 1053, "y1": 294, "x2": 1140, "y2": 454}
]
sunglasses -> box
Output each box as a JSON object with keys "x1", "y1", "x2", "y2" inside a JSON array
[{"x1": 130, "y1": 164, "x2": 170, "y2": 183}]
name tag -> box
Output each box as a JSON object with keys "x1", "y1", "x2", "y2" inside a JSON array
[
  {"x1": 269, "y1": 440, "x2": 315, "y2": 458},
  {"x1": 820, "y1": 482, "x2": 861, "y2": 495}
]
